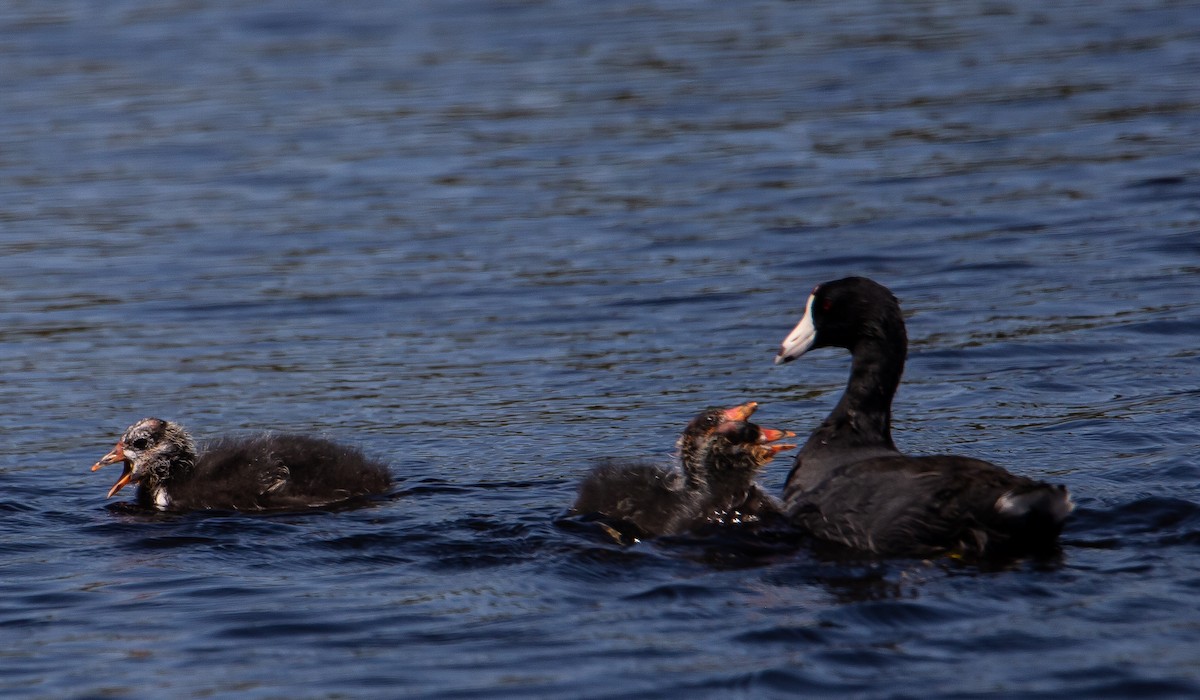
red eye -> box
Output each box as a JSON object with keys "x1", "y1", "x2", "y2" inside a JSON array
[{"x1": 821, "y1": 298, "x2": 834, "y2": 312}]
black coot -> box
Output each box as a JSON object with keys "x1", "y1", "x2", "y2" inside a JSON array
[
  {"x1": 571, "y1": 402, "x2": 794, "y2": 539},
  {"x1": 774, "y1": 277, "x2": 1073, "y2": 556},
  {"x1": 91, "y1": 417, "x2": 392, "y2": 511}
]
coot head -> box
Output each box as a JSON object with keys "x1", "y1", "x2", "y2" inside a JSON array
[
  {"x1": 91, "y1": 418, "x2": 196, "y2": 498},
  {"x1": 706, "y1": 420, "x2": 796, "y2": 473},
  {"x1": 677, "y1": 401, "x2": 757, "y2": 448},
  {"x1": 676, "y1": 403, "x2": 758, "y2": 485},
  {"x1": 687, "y1": 401, "x2": 758, "y2": 431},
  {"x1": 775, "y1": 276, "x2": 905, "y2": 363}
]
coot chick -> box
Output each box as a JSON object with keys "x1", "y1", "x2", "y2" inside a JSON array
[
  {"x1": 774, "y1": 277, "x2": 1073, "y2": 556},
  {"x1": 697, "y1": 418, "x2": 797, "y2": 528},
  {"x1": 571, "y1": 402, "x2": 795, "y2": 539},
  {"x1": 90, "y1": 418, "x2": 392, "y2": 511}
]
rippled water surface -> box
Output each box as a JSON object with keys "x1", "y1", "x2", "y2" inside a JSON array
[{"x1": 3, "y1": 0, "x2": 1200, "y2": 697}]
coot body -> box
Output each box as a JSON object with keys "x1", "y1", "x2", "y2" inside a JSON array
[
  {"x1": 91, "y1": 418, "x2": 392, "y2": 511},
  {"x1": 775, "y1": 277, "x2": 1072, "y2": 556}
]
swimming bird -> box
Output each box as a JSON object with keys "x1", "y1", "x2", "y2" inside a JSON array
[
  {"x1": 774, "y1": 276, "x2": 1072, "y2": 556},
  {"x1": 571, "y1": 402, "x2": 794, "y2": 538},
  {"x1": 90, "y1": 417, "x2": 392, "y2": 511}
]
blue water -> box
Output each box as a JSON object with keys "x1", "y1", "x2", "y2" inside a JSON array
[{"x1": 2, "y1": 0, "x2": 1200, "y2": 697}]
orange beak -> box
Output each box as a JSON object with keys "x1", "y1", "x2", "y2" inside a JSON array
[
  {"x1": 756, "y1": 426, "x2": 796, "y2": 455},
  {"x1": 105, "y1": 468, "x2": 135, "y2": 499},
  {"x1": 757, "y1": 427, "x2": 796, "y2": 443},
  {"x1": 91, "y1": 441, "x2": 135, "y2": 499},
  {"x1": 722, "y1": 401, "x2": 759, "y2": 422},
  {"x1": 91, "y1": 441, "x2": 125, "y2": 472}
]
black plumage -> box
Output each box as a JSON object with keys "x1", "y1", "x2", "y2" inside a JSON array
[
  {"x1": 775, "y1": 276, "x2": 1073, "y2": 556},
  {"x1": 90, "y1": 417, "x2": 392, "y2": 511}
]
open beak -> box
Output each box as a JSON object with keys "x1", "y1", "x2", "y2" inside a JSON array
[
  {"x1": 91, "y1": 441, "x2": 135, "y2": 499},
  {"x1": 722, "y1": 401, "x2": 759, "y2": 422},
  {"x1": 758, "y1": 427, "x2": 796, "y2": 443},
  {"x1": 756, "y1": 426, "x2": 796, "y2": 455}
]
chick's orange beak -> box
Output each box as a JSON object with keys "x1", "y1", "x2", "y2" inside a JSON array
[
  {"x1": 722, "y1": 401, "x2": 758, "y2": 422},
  {"x1": 91, "y1": 441, "x2": 126, "y2": 472},
  {"x1": 91, "y1": 441, "x2": 135, "y2": 499},
  {"x1": 755, "y1": 426, "x2": 796, "y2": 455},
  {"x1": 105, "y1": 467, "x2": 135, "y2": 499},
  {"x1": 757, "y1": 427, "x2": 796, "y2": 443}
]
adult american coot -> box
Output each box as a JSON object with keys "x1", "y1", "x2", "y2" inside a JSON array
[
  {"x1": 90, "y1": 417, "x2": 392, "y2": 511},
  {"x1": 774, "y1": 277, "x2": 1073, "y2": 556},
  {"x1": 571, "y1": 402, "x2": 795, "y2": 538}
]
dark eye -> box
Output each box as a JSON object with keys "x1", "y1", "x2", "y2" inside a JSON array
[
  {"x1": 130, "y1": 437, "x2": 149, "y2": 450},
  {"x1": 821, "y1": 297, "x2": 834, "y2": 312}
]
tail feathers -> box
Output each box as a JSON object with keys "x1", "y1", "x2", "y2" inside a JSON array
[{"x1": 995, "y1": 484, "x2": 1074, "y2": 527}]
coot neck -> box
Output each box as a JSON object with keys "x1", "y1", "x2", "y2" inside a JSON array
[
  {"x1": 679, "y1": 445, "x2": 709, "y2": 491},
  {"x1": 682, "y1": 469, "x2": 707, "y2": 491},
  {"x1": 147, "y1": 448, "x2": 198, "y2": 490},
  {"x1": 808, "y1": 331, "x2": 905, "y2": 452},
  {"x1": 701, "y1": 451, "x2": 755, "y2": 498}
]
